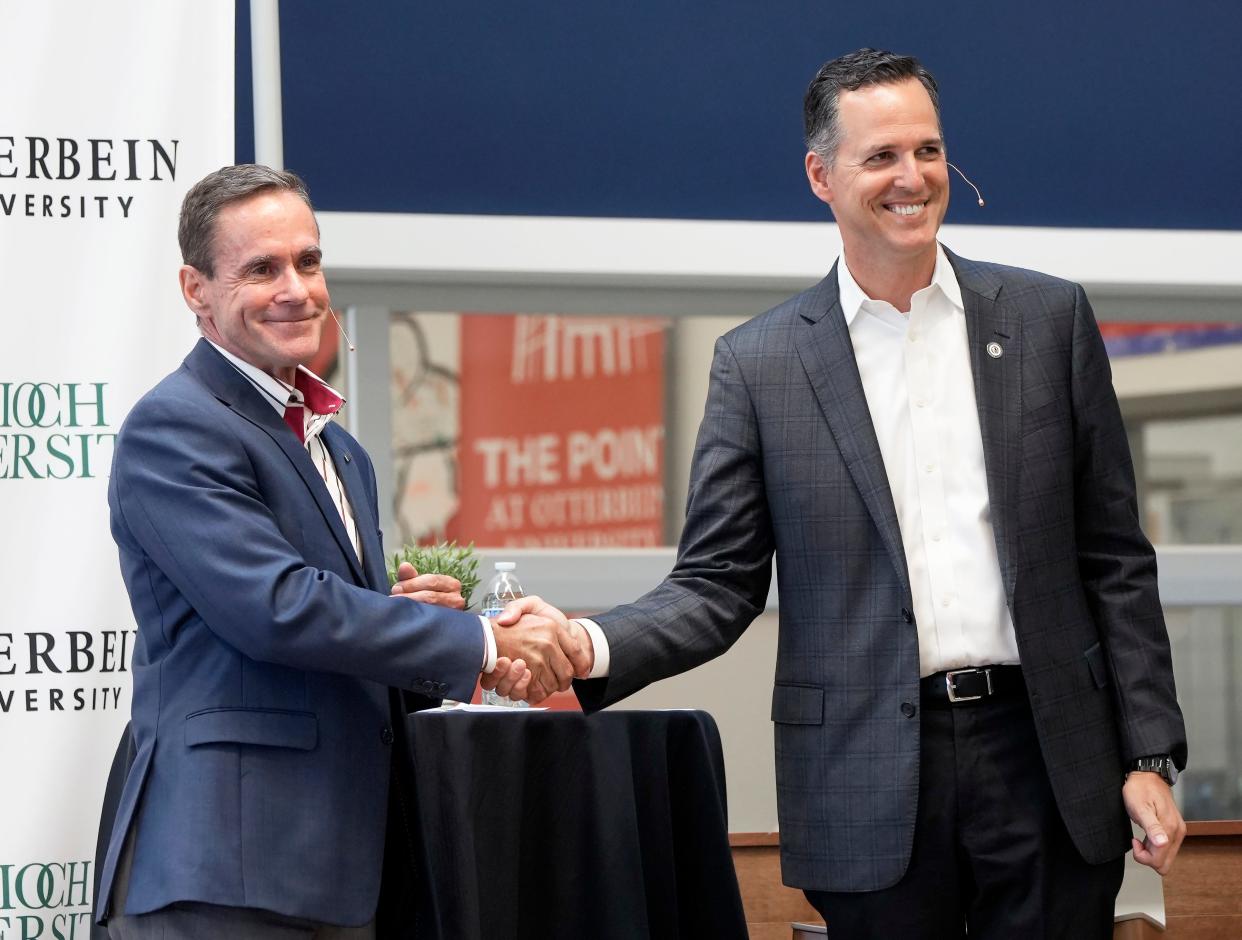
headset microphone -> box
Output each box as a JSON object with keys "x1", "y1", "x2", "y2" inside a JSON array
[
  {"x1": 947, "y1": 162, "x2": 986, "y2": 207},
  {"x1": 328, "y1": 307, "x2": 356, "y2": 352}
]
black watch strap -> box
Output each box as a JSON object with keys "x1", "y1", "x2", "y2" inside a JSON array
[{"x1": 1129, "y1": 754, "x2": 1178, "y2": 786}]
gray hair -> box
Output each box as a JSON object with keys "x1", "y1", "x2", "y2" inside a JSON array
[
  {"x1": 803, "y1": 48, "x2": 941, "y2": 165},
  {"x1": 178, "y1": 164, "x2": 314, "y2": 277}
]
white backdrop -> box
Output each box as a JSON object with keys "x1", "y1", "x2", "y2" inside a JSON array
[{"x1": 0, "y1": 3, "x2": 233, "y2": 936}]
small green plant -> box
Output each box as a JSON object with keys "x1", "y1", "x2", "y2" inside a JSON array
[{"x1": 387, "y1": 540, "x2": 481, "y2": 609}]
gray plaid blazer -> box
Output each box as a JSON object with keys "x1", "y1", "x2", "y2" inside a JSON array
[{"x1": 576, "y1": 248, "x2": 1187, "y2": 893}]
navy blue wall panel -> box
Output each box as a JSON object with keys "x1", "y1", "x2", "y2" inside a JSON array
[
  {"x1": 235, "y1": 1, "x2": 254, "y2": 165},
  {"x1": 234, "y1": 1, "x2": 1241, "y2": 230}
]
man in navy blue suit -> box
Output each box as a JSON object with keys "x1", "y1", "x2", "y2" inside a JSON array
[{"x1": 98, "y1": 165, "x2": 582, "y2": 939}]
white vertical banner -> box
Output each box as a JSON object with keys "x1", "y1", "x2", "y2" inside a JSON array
[{"x1": 0, "y1": 3, "x2": 234, "y2": 936}]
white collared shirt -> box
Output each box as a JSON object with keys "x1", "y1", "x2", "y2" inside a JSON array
[
  {"x1": 838, "y1": 245, "x2": 1019, "y2": 676},
  {"x1": 207, "y1": 341, "x2": 499, "y2": 673}
]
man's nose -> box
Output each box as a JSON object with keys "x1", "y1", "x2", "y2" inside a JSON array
[
  {"x1": 893, "y1": 153, "x2": 925, "y2": 191},
  {"x1": 275, "y1": 266, "x2": 311, "y2": 302}
]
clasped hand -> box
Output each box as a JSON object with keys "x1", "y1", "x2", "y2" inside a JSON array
[
  {"x1": 389, "y1": 565, "x2": 589, "y2": 705},
  {"x1": 389, "y1": 561, "x2": 467, "y2": 609},
  {"x1": 481, "y1": 596, "x2": 593, "y2": 704}
]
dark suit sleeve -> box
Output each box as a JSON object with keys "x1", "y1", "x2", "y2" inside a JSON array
[
  {"x1": 577, "y1": 335, "x2": 775, "y2": 708},
  {"x1": 110, "y1": 392, "x2": 484, "y2": 700},
  {"x1": 1069, "y1": 285, "x2": 1187, "y2": 768}
]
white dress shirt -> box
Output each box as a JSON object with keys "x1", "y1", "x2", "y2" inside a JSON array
[
  {"x1": 580, "y1": 245, "x2": 1019, "y2": 680},
  {"x1": 838, "y1": 246, "x2": 1018, "y2": 676},
  {"x1": 207, "y1": 341, "x2": 498, "y2": 671}
]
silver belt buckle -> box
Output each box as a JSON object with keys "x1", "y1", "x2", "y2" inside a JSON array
[{"x1": 945, "y1": 667, "x2": 992, "y2": 703}]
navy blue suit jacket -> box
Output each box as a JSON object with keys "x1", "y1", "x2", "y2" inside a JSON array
[{"x1": 98, "y1": 340, "x2": 484, "y2": 925}]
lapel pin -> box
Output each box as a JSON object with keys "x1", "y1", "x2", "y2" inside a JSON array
[{"x1": 986, "y1": 342, "x2": 1003, "y2": 359}]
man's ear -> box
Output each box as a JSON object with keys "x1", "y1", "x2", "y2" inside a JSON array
[
  {"x1": 805, "y1": 151, "x2": 835, "y2": 206},
  {"x1": 179, "y1": 264, "x2": 210, "y2": 318}
]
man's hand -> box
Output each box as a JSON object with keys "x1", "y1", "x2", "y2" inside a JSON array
[
  {"x1": 487, "y1": 596, "x2": 593, "y2": 703},
  {"x1": 389, "y1": 561, "x2": 465, "y2": 609},
  {"x1": 495, "y1": 595, "x2": 594, "y2": 679},
  {"x1": 1123, "y1": 772, "x2": 1186, "y2": 875},
  {"x1": 481, "y1": 656, "x2": 533, "y2": 701}
]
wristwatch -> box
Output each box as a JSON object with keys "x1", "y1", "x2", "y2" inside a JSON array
[{"x1": 1129, "y1": 755, "x2": 1178, "y2": 786}]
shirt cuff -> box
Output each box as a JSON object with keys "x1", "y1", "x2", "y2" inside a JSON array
[
  {"x1": 479, "y1": 615, "x2": 497, "y2": 673},
  {"x1": 572, "y1": 618, "x2": 610, "y2": 679}
]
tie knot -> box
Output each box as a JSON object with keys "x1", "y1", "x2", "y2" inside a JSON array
[{"x1": 281, "y1": 371, "x2": 343, "y2": 443}]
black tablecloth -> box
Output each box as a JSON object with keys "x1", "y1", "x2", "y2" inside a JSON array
[{"x1": 398, "y1": 708, "x2": 748, "y2": 940}]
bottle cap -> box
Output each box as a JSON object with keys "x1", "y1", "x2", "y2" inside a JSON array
[{"x1": 494, "y1": 561, "x2": 516, "y2": 571}]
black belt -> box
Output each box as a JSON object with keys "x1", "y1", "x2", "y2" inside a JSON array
[{"x1": 919, "y1": 666, "x2": 1026, "y2": 708}]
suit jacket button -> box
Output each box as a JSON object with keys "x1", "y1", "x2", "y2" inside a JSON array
[
  {"x1": 900, "y1": 608, "x2": 914, "y2": 624},
  {"x1": 343, "y1": 452, "x2": 352, "y2": 463},
  {"x1": 381, "y1": 725, "x2": 394, "y2": 745},
  {"x1": 901, "y1": 702, "x2": 916, "y2": 718}
]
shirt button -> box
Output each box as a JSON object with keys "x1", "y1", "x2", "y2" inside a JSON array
[
  {"x1": 380, "y1": 725, "x2": 394, "y2": 745},
  {"x1": 908, "y1": 331, "x2": 919, "y2": 343},
  {"x1": 924, "y1": 464, "x2": 935, "y2": 474},
  {"x1": 915, "y1": 399, "x2": 927, "y2": 408},
  {"x1": 901, "y1": 702, "x2": 917, "y2": 718},
  {"x1": 931, "y1": 532, "x2": 942, "y2": 542},
  {"x1": 941, "y1": 597, "x2": 952, "y2": 607}
]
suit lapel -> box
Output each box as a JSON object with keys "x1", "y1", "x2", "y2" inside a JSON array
[
  {"x1": 795, "y1": 269, "x2": 911, "y2": 595},
  {"x1": 322, "y1": 425, "x2": 388, "y2": 591},
  {"x1": 946, "y1": 250, "x2": 1020, "y2": 605},
  {"x1": 184, "y1": 340, "x2": 369, "y2": 586}
]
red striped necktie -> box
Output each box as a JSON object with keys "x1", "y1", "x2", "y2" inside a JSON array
[{"x1": 282, "y1": 371, "x2": 343, "y2": 444}]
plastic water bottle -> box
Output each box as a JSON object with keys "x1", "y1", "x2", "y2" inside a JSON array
[{"x1": 480, "y1": 562, "x2": 530, "y2": 708}]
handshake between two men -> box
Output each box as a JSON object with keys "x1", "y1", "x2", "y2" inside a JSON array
[{"x1": 390, "y1": 562, "x2": 586, "y2": 704}]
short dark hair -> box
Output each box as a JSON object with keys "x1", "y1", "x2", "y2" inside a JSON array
[
  {"x1": 178, "y1": 164, "x2": 314, "y2": 277},
  {"x1": 803, "y1": 48, "x2": 941, "y2": 164}
]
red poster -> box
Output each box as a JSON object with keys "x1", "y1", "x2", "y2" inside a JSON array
[{"x1": 450, "y1": 314, "x2": 667, "y2": 547}]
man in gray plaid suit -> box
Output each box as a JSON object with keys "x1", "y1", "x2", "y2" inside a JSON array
[{"x1": 499, "y1": 48, "x2": 1187, "y2": 937}]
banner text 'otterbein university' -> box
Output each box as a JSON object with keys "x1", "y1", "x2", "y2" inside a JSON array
[{"x1": 0, "y1": 4, "x2": 234, "y2": 936}]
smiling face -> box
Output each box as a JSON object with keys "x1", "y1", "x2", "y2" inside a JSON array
[
  {"x1": 179, "y1": 190, "x2": 328, "y2": 385},
  {"x1": 806, "y1": 77, "x2": 949, "y2": 281}
]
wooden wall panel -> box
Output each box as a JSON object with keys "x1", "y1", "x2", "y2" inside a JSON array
[
  {"x1": 731, "y1": 832, "x2": 1242, "y2": 940},
  {"x1": 1114, "y1": 917, "x2": 1165, "y2": 940},
  {"x1": 731, "y1": 842, "x2": 823, "y2": 937},
  {"x1": 1165, "y1": 917, "x2": 1242, "y2": 939},
  {"x1": 1164, "y1": 833, "x2": 1242, "y2": 939}
]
